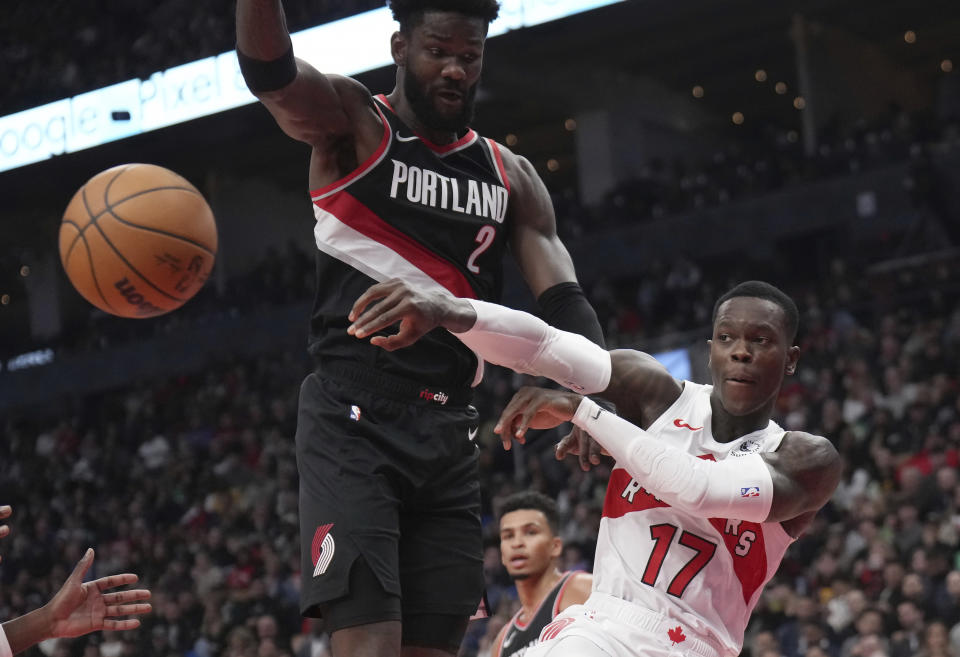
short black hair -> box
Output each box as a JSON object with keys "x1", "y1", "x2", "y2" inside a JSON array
[
  {"x1": 388, "y1": 0, "x2": 501, "y2": 33},
  {"x1": 498, "y1": 491, "x2": 559, "y2": 535},
  {"x1": 712, "y1": 280, "x2": 799, "y2": 342}
]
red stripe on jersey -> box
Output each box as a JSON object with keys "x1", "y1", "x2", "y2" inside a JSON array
[
  {"x1": 602, "y1": 455, "x2": 768, "y2": 605},
  {"x1": 376, "y1": 93, "x2": 395, "y2": 112},
  {"x1": 602, "y1": 468, "x2": 670, "y2": 519},
  {"x1": 552, "y1": 571, "x2": 578, "y2": 617},
  {"x1": 708, "y1": 516, "x2": 768, "y2": 604},
  {"x1": 603, "y1": 455, "x2": 716, "y2": 518},
  {"x1": 310, "y1": 104, "x2": 391, "y2": 199},
  {"x1": 313, "y1": 191, "x2": 479, "y2": 299},
  {"x1": 487, "y1": 139, "x2": 511, "y2": 193}
]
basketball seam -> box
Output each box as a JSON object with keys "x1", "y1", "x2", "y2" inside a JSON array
[
  {"x1": 105, "y1": 205, "x2": 216, "y2": 256},
  {"x1": 78, "y1": 232, "x2": 118, "y2": 314},
  {"x1": 85, "y1": 166, "x2": 187, "y2": 305},
  {"x1": 88, "y1": 219, "x2": 187, "y2": 303},
  {"x1": 63, "y1": 166, "x2": 130, "y2": 264},
  {"x1": 62, "y1": 172, "x2": 207, "y2": 260}
]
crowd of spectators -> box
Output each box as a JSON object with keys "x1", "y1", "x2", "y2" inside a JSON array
[
  {"x1": 1, "y1": 233, "x2": 958, "y2": 657},
  {"x1": 555, "y1": 109, "x2": 960, "y2": 237},
  {"x1": 2, "y1": 10, "x2": 960, "y2": 655}
]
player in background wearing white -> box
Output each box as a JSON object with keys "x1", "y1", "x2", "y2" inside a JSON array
[
  {"x1": 0, "y1": 505, "x2": 152, "y2": 657},
  {"x1": 345, "y1": 278, "x2": 843, "y2": 657},
  {"x1": 492, "y1": 492, "x2": 592, "y2": 657}
]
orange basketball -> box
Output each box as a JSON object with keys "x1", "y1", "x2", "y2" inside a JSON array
[{"x1": 59, "y1": 163, "x2": 218, "y2": 318}]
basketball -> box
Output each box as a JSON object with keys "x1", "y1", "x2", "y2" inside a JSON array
[{"x1": 58, "y1": 163, "x2": 218, "y2": 318}]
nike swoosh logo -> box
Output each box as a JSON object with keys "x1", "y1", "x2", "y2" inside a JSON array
[
  {"x1": 501, "y1": 630, "x2": 516, "y2": 649},
  {"x1": 591, "y1": 408, "x2": 603, "y2": 420},
  {"x1": 468, "y1": 427, "x2": 478, "y2": 441},
  {"x1": 395, "y1": 131, "x2": 419, "y2": 142}
]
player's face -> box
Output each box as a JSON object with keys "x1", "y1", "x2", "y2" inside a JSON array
[
  {"x1": 400, "y1": 11, "x2": 486, "y2": 132},
  {"x1": 499, "y1": 509, "x2": 562, "y2": 581},
  {"x1": 707, "y1": 297, "x2": 799, "y2": 417}
]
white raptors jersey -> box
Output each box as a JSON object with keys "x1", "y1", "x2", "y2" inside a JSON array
[{"x1": 594, "y1": 381, "x2": 795, "y2": 656}]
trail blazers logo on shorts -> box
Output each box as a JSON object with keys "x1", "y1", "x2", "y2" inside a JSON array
[{"x1": 311, "y1": 524, "x2": 336, "y2": 577}]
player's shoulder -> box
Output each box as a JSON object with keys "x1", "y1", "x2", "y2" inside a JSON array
[
  {"x1": 557, "y1": 571, "x2": 593, "y2": 611},
  {"x1": 325, "y1": 74, "x2": 374, "y2": 104},
  {"x1": 777, "y1": 431, "x2": 843, "y2": 484},
  {"x1": 780, "y1": 430, "x2": 838, "y2": 457},
  {"x1": 606, "y1": 349, "x2": 683, "y2": 422},
  {"x1": 487, "y1": 142, "x2": 537, "y2": 188}
]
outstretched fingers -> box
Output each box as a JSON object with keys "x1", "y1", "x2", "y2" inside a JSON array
[
  {"x1": 348, "y1": 281, "x2": 394, "y2": 322},
  {"x1": 105, "y1": 602, "x2": 153, "y2": 617},
  {"x1": 102, "y1": 588, "x2": 151, "y2": 604},
  {"x1": 494, "y1": 394, "x2": 535, "y2": 449},
  {"x1": 101, "y1": 619, "x2": 143, "y2": 631},
  {"x1": 94, "y1": 574, "x2": 139, "y2": 591}
]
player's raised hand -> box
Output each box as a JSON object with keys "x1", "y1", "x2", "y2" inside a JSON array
[
  {"x1": 494, "y1": 387, "x2": 583, "y2": 450},
  {"x1": 45, "y1": 548, "x2": 152, "y2": 639},
  {"x1": 347, "y1": 279, "x2": 476, "y2": 351}
]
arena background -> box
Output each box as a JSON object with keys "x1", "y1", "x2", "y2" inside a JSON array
[{"x1": 1, "y1": 1, "x2": 960, "y2": 656}]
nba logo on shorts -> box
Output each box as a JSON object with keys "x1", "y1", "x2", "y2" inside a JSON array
[
  {"x1": 312, "y1": 524, "x2": 336, "y2": 577},
  {"x1": 349, "y1": 405, "x2": 361, "y2": 421},
  {"x1": 740, "y1": 486, "x2": 760, "y2": 497}
]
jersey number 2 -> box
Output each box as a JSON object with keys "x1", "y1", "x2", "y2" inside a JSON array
[
  {"x1": 640, "y1": 523, "x2": 717, "y2": 598},
  {"x1": 467, "y1": 225, "x2": 496, "y2": 274}
]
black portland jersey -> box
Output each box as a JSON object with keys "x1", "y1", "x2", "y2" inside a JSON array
[
  {"x1": 496, "y1": 572, "x2": 578, "y2": 657},
  {"x1": 308, "y1": 95, "x2": 511, "y2": 387}
]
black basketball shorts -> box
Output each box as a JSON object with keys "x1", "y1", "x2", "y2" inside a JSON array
[{"x1": 295, "y1": 364, "x2": 484, "y2": 629}]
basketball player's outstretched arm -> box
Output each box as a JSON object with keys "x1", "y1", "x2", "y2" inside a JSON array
[
  {"x1": 235, "y1": 0, "x2": 380, "y2": 155},
  {"x1": 1, "y1": 548, "x2": 151, "y2": 655},
  {"x1": 348, "y1": 285, "x2": 841, "y2": 527},
  {"x1": 499, "y1": 148, "x2": 612, "y2": 469}
]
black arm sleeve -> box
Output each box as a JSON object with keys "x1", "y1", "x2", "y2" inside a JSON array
[
  {"x1": 536, "y1": 281, "x2": 606, "y2": 348},
  {"x1": 236, "y1": 45, "x2": 297, "y2": 93},
  {"x1": 538, "y1": 281, "x2": 615, "y2": 416}
]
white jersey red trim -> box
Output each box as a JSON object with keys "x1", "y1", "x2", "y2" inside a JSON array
[{"x1": 594, "y1": 381, "x2": 794, "y2": 656}]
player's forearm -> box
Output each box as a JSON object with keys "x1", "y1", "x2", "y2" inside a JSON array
[
  {"x1": 537, "y1": 282, "x2": 606, "y2": 348},
  {"x1": 2, "y1": 607, "x2": 52, "y2": 655},
  {"x1": 236, "y1": 0, "x2": 292, "y2": 60},
  {"x1": 572, "y1": 398, "x2": 773, "y2": 522},
  {"x1": 454, "y1": 299, "x2": 611, "y2": 394}
]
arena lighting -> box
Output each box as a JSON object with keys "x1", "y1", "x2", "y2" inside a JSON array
[
  {"x1": 904, "y1": 30, "x2": 917, "y2": 44},
  {"x1": 692, "y1": 85, "x2": 705, "y2": 98},
  {"x1": 793, "y1": 96, "x2": 806, "y2": 110},
  {"x1": 546, "y1": 158, "x2": 560, "y2": 171},
  {"x1": 0, "y1": 0, "x2": 624, "y2": 174},
  {"x1": 0, "y1": 294, "x2": 9, "y2": 306},
  {"x1": 4, "y1": 348, "x2": 55, "y2": 372},
  {"x1": 19, "y1": 265, "x2": 30, "y2": 277},
  {"x1": 943, "y1": 59, "x2": 954, "y2": 73},
  {"x1": 732, "y1": 111, "x2": 744, "y2": 125},
  {"x1": 505, "y1": 133, "x2": 519, "y2": 146},
  {"x1": 754, "y1": 69, "x2": 767, "y2": 82},
  {"x1": 774, "y1": 81, "x2": 788, "y2": 95},
  {"x1": 564, "y1": 118, "x2": 577, "y2": 131}
]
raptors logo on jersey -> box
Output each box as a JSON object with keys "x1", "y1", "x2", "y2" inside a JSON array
[{"x1": 594, "y1": 381, "x2": 795, "y2": 656}]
